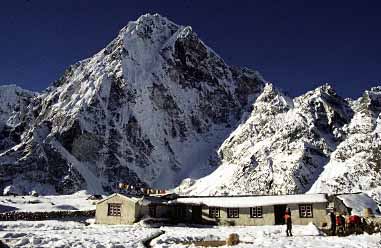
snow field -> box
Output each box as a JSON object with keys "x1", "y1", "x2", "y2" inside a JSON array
[
  {"x1": 0, "y1": 221, "x2": 380, "y2": 247},
  {"x1": 0, "y1": 191, "x2": 96, "y2": 212},
  {"x1": 153, "y1": 224, "x2": 381, "y2": 248},
  {"x1": 0, "y1": 220, "x2": 161, "y2": 248}
]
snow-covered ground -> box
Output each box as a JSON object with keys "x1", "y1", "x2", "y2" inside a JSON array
[
  {"x1": 1, "y1": 221, "x2": 380, "y2": 248},
  {"x1": 153, "y1": 223, "x2": 380, "y2": 248},
  {"x1": 0, "y1": 191, "x2": 96, "y2": 212},
  {"x1": 0, "y1": 220, "x2": 161, "y2": 248},
  {"x1": 1, "y1": 192, "x2": 380, "y2": 247}
]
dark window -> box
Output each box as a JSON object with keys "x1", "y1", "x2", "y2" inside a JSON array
[
  {"x1": 250, "y1": 207, "x2": 263, "y2": 218},
  {"x1": 108, "y1": 203, "x2": 121, "y2": 216},
  {"x1": 209, "y1": 207, "x2": 220, "y2": 218},
  {"x1": 299, "y1": 204, "x2": 313, "y2": 218},
  {"x1": 175, "y1": 206, "x2": 186, "y2": 218},
  {"x1": 227, "y1": 208, "x2": 239, "y2": 218},
  {"x1": 149, "y1": 205, "x2": 156, "y2": 218}
]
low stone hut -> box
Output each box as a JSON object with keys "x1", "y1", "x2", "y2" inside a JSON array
[
  {"x1": 95, "y1": 193, "x2": 142, "y2": 224},
  {"x1": 169, "y1": 194, "x2": 329, "y2": 226},
  {"x1": 95, "y1": 193, "x2": 173, "y2": 225}
]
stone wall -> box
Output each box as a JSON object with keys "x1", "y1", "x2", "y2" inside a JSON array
[{"x1": 0, "y1": 210, "x2": 95, "y2": 221}]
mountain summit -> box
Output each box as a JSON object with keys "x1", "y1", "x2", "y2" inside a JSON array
[{"x1": 0, "y1": 14, "x2": 265, "y2": 194}]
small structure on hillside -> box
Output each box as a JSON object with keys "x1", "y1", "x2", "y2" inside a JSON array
[
  {"x1": 2, "y1": 185, "x2": 21, "y2": 197},
  {"x1": 30, "y1": 191, "x2": 39, "y2": 197},
  {"x1": 87, "y1": 195, "x2": 103, "y2": 201},
  {"x1": 95, "y1": 193, "x2": 330, "y2": 226}
]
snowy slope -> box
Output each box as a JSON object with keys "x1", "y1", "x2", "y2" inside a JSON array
[
  {"x1": 0, "y1": 14, "x2": 265, "y2": 195},
  {"x1": 0, "y1": 191, "x2": 95, "y2": 212},
  {"x1": 182, "y1": 84, "x2": 381, "y2": 198}
]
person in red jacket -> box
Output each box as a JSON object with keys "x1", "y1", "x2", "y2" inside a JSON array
[
  {"x1": 348, "y1": 215, "x2": 361, "y2": 233},
  {"x1": 284, "y1": 208, "x2": 292, "y2": 237}
]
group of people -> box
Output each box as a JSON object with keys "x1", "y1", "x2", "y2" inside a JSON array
[
  {"x1": 329, "y1": 208, "x2": 366, "y2": 236},
  {"x1": 283, "y1": 208, "x2": 367, "y2": 237}
]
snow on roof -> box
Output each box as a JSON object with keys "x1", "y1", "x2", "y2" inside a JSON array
[
  {"x1": 140, "y1": 196, "x2": 171, "y2": 206},
  {"x1": 336, "y1": 193, "x2": 380, "y2": 216},
  {"x1": 170, "y1": 194, "x2": 327, "y2": 208}
]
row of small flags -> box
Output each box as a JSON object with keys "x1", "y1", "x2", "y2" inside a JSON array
[{"x1": 118, "y1": 183, "x2": 167, "y2": 195}]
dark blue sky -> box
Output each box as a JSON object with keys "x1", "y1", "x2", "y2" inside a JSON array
[{"x1": 0, "y1": 0, "x2": 380, "y2": 98}]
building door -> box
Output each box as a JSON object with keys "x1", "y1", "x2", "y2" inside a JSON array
[
  {"x1": 274, "y1": 205, "x2": 287, "y2": 225},
  {"x1": 192, "y1": 206, "x2": 202, "y2": 223}
]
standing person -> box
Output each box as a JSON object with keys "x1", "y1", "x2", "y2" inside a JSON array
[
  {"x1": 284, "y1": 209, "x2": 292, "y2": 237},
  {"x1": 329, "y1": 208, "x2": 336, "y2": 236},
  {"x1": 337, "y1": 213, "x2": 346, "y2": 236}
]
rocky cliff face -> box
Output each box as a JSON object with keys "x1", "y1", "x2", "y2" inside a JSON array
[
  {"x1": 308, "y1": 87, "x2": 381, "y2": 201},
  {"x1": 0, "y1": 85, "x2": 36, "y2": 153},
  {"x1": 0, "y1": 14, "x2": 265, "y2": 195},
  {"x1": 181, "y1": 84, "x2": 381, "y2": 199}
]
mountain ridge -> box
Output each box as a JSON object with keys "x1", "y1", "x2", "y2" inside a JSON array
[{"x1": 180, "y1": 83, "x2": 381, "y2": 203}]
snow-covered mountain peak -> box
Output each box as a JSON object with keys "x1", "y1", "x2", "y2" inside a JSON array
[
  {"x1": 0, "y1": 84, "x2": 36, "y2": 124},
  {"x1": 134, "y1": 13, "x2": 178, "y2": 31},
  {"x1": 361, "y1": 86, "x2": 381, "y2": 114},
  {"x1": 316, "y1": 83, "x2": 335, "y2": 94},
  {"x1": 294, "y1": 83, "x2": 340, "y2": 105},
  {"x1": 123, "y1": 13, "x2": 181, "y2": 47},
  {"x1": 293, "y1": 84, "x2": 353, "y2": 137},
  {"x1": 0, "y1": 14, "x2": 265, "y2": 195},
  {"x1": 0, "y1": 84, "x2": 36, "y2": 101},
  {"x1": 255, "y1": 83, "x2": 293, "y2": 110}
]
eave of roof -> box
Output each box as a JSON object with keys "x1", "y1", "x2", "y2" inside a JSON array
[{"x1": 169, "y1": 193, "x2": 328, "y2": 208}]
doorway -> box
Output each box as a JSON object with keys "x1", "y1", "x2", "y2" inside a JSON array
[
  {"x1": 274, "y1": 205, "x2": 287, "y2": 225},
  {"x1": 191, "y1": 206, "x2": 202, "y2": 223}
]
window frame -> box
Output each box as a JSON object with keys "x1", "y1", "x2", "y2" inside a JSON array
[
  {"x1": 107, "y1": 203, "x2": 122, "y2": 216},
  {"x1": 250, "y1": 206, "x2": 263, "y2": 218},
  {"x1": 174, "y1": 205, "x2": 186, "y2": 219},
  {"x1": 227, "y1": 208, "x2": 240, "y2": 218},
  {"x1": 299, "y1": 204, "x2": 313, "y2": 218},
  {"x1": 208, "y1": 207, "x2": 221, "y2": 218}
]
